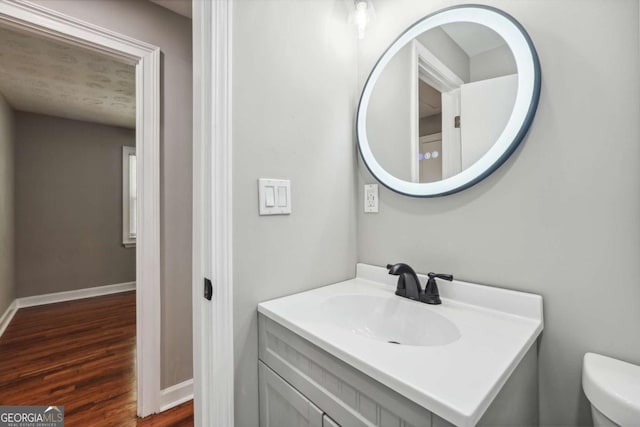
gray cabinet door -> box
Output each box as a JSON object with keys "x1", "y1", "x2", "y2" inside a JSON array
[
  {"x1": 323, "y1": 414, "x2": 340, "y2": 427},
  {"x1": 259, "y1": 361, "x2": 323, "y2": 427}
]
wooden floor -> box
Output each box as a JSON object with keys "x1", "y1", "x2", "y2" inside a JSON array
[{"x1": 0, "y1": 291, "x2": 193, "y2": 426}]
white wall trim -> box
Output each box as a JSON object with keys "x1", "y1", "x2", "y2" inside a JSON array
[
  {"x1": 193, "y1": 0, "x2": 234, "y2": 426},
  {"x1": 159, "y1": 379, "x2": 194, "y2": 412},
  {"x1": 16, "y1": 282, "x2": 136, "y2": 308},
  {"x1": 0, "y1": 300, "x2": 18, "y2": 339},
  {"x1": 0, "y1": 0, "x2": 162, "y2": 417},
  {"x1": 414, "y1": 39, "x2": 465, "y2": 93},
  {"x1": 135, "y1": 41, "x2": 162, "y2": 420}
]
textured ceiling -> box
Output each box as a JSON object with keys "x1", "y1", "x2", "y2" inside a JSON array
[{"x1": 0, "y1": 26, "x2": 135, "y2": 128}]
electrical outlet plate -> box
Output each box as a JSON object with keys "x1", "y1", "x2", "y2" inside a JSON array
[{"x1": 364, "y1": 184, "x2": 379, "y2": 213}]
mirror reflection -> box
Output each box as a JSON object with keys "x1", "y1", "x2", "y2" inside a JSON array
[{"x1": 367, "y1": 22, "x2": 518, "y2": 183}]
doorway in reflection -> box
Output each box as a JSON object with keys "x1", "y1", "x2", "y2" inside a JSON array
[{"x1": 418, "y1": 81, "x2": 443, "y2": 183}]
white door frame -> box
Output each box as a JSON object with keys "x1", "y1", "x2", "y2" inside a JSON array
[
  {"x1": 0, "y1": 0, "x2": 162, "y2": 417},
  {"x1": 192, "y1": 0, "x2": 234, "y2": 426},
  {"x1": 411, "y1": 40, "x2": 463, "y2": 180}
]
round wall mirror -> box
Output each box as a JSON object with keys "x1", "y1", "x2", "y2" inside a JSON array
[{"x1": 356, "y1": 5, "x2": 541, "y2": 197}]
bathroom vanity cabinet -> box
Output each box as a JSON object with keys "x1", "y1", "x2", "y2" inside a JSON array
[
  {"x1": 257, "y1": 264, "x2": 543, "y2": 427},
  {"x1": 258, "y1": 314, "x2": 538, "y2": 427}
]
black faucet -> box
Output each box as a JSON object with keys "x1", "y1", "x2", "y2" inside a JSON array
[
  {"x1": 421, "y1": 272, "x2": 454, "y2": 305},
  {"x1": 386, "y1": 263, "x2": 422, "y2": 300},
  {"x1": 387, "y1": 263, "x2": 453, "y2": 305}
]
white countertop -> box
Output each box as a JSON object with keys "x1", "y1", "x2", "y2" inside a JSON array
[{"x1": 258, "y1": 263, "x2": 543, "y2": 426}]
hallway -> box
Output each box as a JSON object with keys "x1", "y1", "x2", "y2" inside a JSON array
[{"x1": 0, "y1": 292, "x2": 193, "y2": 426}]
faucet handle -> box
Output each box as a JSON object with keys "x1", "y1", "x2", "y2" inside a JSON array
[
  {"x1": 428, "y1": 272, "x2": 453, "y2": 281},
  {"x1": 421, "y1": 273, "x2": 453, "y2": 305}
]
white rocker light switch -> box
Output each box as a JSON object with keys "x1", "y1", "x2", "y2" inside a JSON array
[{"x1": 259, "y1": 178, "x2": 291, "y2": 215}]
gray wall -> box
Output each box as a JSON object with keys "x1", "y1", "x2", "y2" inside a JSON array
[
  {"x1": 357, "y1": 0, "x2": 640, "y2": 425},
  {"x1": 0, "y1": 93, "x2": 14, "y2": 316},
  {"x1": 14, "y1": 112, "x2": 135, "y2": 297},
  {"x1": 232, "y1": 1, "x2": 358, "y2": 425},
  {"x1": 28, "y1": 0, "x2": 193, "y2": 388},
  {"x1": 367, "y1": 43, "x2": 414, "y2": 181},
  {"x1": 469, "y1": 44, "x2": 517, "y2": 82}
]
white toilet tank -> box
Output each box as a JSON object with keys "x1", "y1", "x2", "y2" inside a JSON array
[{"x1": 582, "y1": 353, "x2": 640, "y2": 426}]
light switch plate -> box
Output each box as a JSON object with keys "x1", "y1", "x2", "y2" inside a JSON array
[
  {"x1": 259, "y1": 178, "x2": 291, "y2": 215},
  {"x1": 364, "y1": 184, "x2": 379, "y2": 213}
]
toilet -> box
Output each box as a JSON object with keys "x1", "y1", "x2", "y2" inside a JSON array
[{"x1": 582, "y1": 353, "x2": 640, "y2": 426}]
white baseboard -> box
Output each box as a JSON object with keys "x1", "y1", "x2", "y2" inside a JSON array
[
  {"x1": 159, "y1": 379, "x2": 194, "y2": 412},
  {"x1": 0, "y1": 281, "x2": 136, "y2": 340},
  {"x1": 16, "y1": 281, "x2": 136, "y2": 309},
  {"x1": 0, "y1": 300, "x2": 18, "y2": 338}
]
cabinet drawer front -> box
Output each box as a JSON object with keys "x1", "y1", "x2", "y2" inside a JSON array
[{"x1": 259, "y1": 361, "x2": 323, "y2": 427}]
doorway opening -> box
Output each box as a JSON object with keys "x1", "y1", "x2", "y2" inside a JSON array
[
  {"x1": 0, "y1": 2, "x2": 162, "y2": 419},
  {"x1": 417, "y1": 80, "x2": 443, "y2": 183}
]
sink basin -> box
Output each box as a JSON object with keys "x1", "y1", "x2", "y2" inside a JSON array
[{"x1": 315, "y1": 294, "x2": 461, "y2": 346}]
